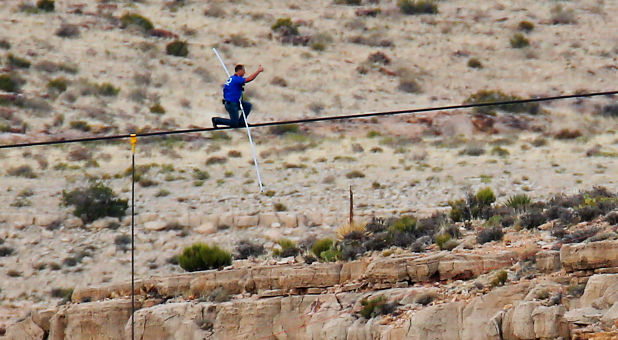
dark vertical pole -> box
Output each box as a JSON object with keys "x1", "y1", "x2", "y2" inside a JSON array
[
  {"x1": 130, "y1": 134, "x2": 136, "y2": 340},
  {"x1": 349, "y1": 186, "x2": 353, "y2": 224}
]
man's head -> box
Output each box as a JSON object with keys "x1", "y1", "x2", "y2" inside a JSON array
[{"x1": 234, "y1": 64, "x2": 245, "y2": 76}]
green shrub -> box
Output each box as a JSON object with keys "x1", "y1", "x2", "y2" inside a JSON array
[
  {"x1": 321, "y1": 248, "x2": 342, "y2": 262},
  {"x1": 178, "y1": 243, "x2": 232, "y2": 272},
  {"x1": 399, "y1": 0, "x2": 438, "y2": 15},
  {"x1": 518, "y1": 20, "x2": 535, "y2": 32},
  {"x1": 97, "y1": 83, "x2": 120, "y2": 96},
  {"x1": 47, "y1": 77, "x2": 68, "y2": 93},
  {"x1": 435, "y1": 233, "x2": 451, "y2": 250},
  {"x1": 467, "y1": 58, "x2": 483, "y2": 69},
  {"x1": 37, "y1": 0, "x2": 55, "y2": 12},
  {"x1": 505, "y1": 194, "x2": 531, "y2": 211},
  {"x1": 69, "y1": 120, "x2": 91, "y2": 132},
  {"x1": 491, "y1": 146, "x2": 509, "y2": 157},
  {"x1": 477, "y1": 226, "x2": 503, "y2": 244},
  {"x1": 311, "y1": 238, "x2": 334, "y2": 258},
  {"x1": 8, "y1": 54, "x2": 30, "y2": 69},
  {"x1": 510, "y1": 33, "x2": 529, "y2": 48},
  {"x1": 359, "y1": 296, "x2": 396, "y2": 319},
  {"x1": 166, "y1": 40, "x2": 189, "y2": 57},
  {"x1": 192, "y1": 168, "x2": 209, "y2": 181},
  {"x1": 62, "y1": 182, "x2": 128, "y2": 223},
  {"x1": 271, "y1": 18, "x2": 298, "y2": 36},
  {"x1": 464, "y1": 90, "x2": 540, "y2": 115},
  {"x1": 274, "y1": 203, "x2": 287, "y2": 212},
  {"x1": 491, "y1": 270, "x2": 508, "y2": 287},
  {"x1": 476, "y1": 187, "x2": 496, "y2": 206},
  {"x1": 146, "y1": 103, "x2": 165, "y2": 115},
  {"x1": 0, "y1": 74, "x2": 19, "y2": 92},
  {"x1": 7, "y1": 165, "x2": 37, "y2": 178},
  {"x1": 120, "y1": 13, "x2": 154, "y2": 32},
  {"x1": 389, "y1": 215, "x2": 416, "y2": 233}
]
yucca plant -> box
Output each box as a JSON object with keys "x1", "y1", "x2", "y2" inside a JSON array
[{"x1": 505, "y1": 194, "x2": 531, "y2": 211}]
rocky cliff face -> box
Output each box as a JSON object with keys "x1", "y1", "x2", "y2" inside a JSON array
[{"x1": 4, "y1": 240, "x2": 618, "y2": 340}]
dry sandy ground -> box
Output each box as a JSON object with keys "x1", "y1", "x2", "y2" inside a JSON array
[{"x1": 0, "y1": 0, "x2": 617, "y2": 328}]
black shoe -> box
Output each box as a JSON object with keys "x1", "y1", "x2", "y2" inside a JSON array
[{"x1": 211, "y1": 118, "x2": 219, "y2": 129}]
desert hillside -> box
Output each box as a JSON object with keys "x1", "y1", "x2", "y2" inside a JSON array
[{"x1": 0, "y1": 0, "x2": 616, "y2": 338}]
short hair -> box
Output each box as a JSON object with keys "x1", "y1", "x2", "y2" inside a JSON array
[{"x1": 234, "y1": 64, "x2": 244, "y2": 72}]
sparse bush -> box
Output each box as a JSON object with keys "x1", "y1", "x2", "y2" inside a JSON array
[
  {"x1": 69, "y1": 120, "x2": 91, "y2": 132},
  {"x1": 7, "y1": 270, "x2": 21, "y2": 277},
  {"x1": 120, "y1": 13, "x2": 154, "y2": 32},
  {"x1": 269, "y1": 123, "x2": 300, "y2": 135},
  {"x1": 491, "y1": 146, "x2": 509, "y2": 157},
  {"x1": 0, "y1": 74, "x2": 19, "y2": 92},
  {"x1": 8, "y1": 54, "x2": 30, "y2": 69},
  {"x1": 477, "y1": 226, "x2": 503, "y2": 244},
  {"x1": 346, "y1": 170, "x2": 365, "y2": 179},
  {"x1": 348, "y1": 33, "x2": 394, "y2": 48},
  {"x1": 367, "y1": 52, "x2": 391, "y2": 65},
  {"x1": 510, "y1": 33, "x2": 530, "y2": 48},
  {"x1": 520, "y1": 209, "x2": 546, "y2": 229},
  {"x1": 56, "y1": 23, "x2": 80, "y2": 38},
  {"x1": 491, "y1": 270, "x2": 508, "y2": 287},
  {"x1": 36, "y1": 0, "x2": 55, "y2": 12},
  {"x1": 63, "y1": 257, "x2": 78, "y2": 267},
  {"x1": 311, "y1": 238, "x2": 334, "y2": 258},
  {"x1": 518, "y1": 20, "x2": 535, "y2": 32},
  {"x1": 47, "y1": 77, "x2": 68, "y2": 93},
  {"x1": 567, "y1": 283, "x2": 586, "y2": 297},
  {"x1": 0, "y1": 39, "x2": 10, "y2": 50},
  {"x1": 461, "y1": 145, "x2": 485, "y2": 156},
  {"x1": 607, "y1": 212, "x2": 618, "y2": 225},
  {"x1": 359, "y1": 296, "x2": 396, "y2": 319},
  {"x1": 97, "y1": 83, "x2": 119, "y2": 96},
  {"x1": 310, "y1": 32, "x2": 333, "y2": 51},
  {"x1": 600, "y1": 104, "x2": 618, "y2": 118},
  {"x1": 398, "y1": 75, "x2": 422, "y2": 94},
  {"x1": 205, "y1": 156, "x2": 227, "y2": 166},
  {"x1": 68, "y1": 146, "x2": 92, "y2": 161},
  {"x1": 178, "y1": 243, "x2": 232, "y2": 272},
  {"x1": 467, "y1": 58, "x2": 483, "y2": 69},
  {"x1": 114, "y1": 234, "x2": 131, "y2": 250},
  {"x1": 62, "y1": 182, "x2": 128, "y2": 223},
  {"x1": 192, "y1": 168, "x2": 209, "y2": 181},
  {"x1": 270, "y1": 76, "x2": 287, "y2": 87},
  {"x1": 207, "y1": 287, "x2": 230, "y2": 303},
  {"x1": 7, "y1": 165, "x2": 37, "y2": 178},
  {"x1": 551, "y1": 5, "x2": 576, "y2": 25},
  {"x1": 273, "y1": 238, "x2": 300, "y2": 258},
  {"x1": 464, "y1": 90, "x2": 540, "y2": 115},
  {"x1": 166, "y1": 40, "x2": 189, "y2": 57},
  {"x1": 334, "y1": 0, "x2": 361, "y2": 5},
  {"x1": 398, "y1": 0, "x2": 438, "y2": 15},
  {"x1": 271, "y1": 18, "x2": 298, "y2": 36},
  {"x1": 449, "y1": 188, "x2": 495, "y2": 222},
  {"x1": 0, "y1": 246, "x2": 15, "y2": 257},
  {"x1": 235, "y1": 240, "x2": 265, "y2": 259},
  {"x1": 554, "y1": 129, "x2": 582, "y2": 140}
]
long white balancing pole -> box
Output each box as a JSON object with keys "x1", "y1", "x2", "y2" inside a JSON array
[{"x1": 213, "y1": 48, "x2": 264, "y2": 192}]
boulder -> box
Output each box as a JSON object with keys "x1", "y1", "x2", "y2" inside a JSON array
[
  {"x1": 235, "y1": 215, "x2": 259, "y2": 229},
  {"x1": 194, "y1": 222, "x2": 216, "y2": 235},
  {"x1": 405, "y1": 301, "x2": 465, "y2": 340},
  {"x1": 31, "y1": 307, "x2": 57, "y2": 333},
  {"x1": 130, "y1": 302, "x2": 215, "y2": 340},
  {"x1": 531, "y1": 305, "x2": 569, "y2": 339},
  {"x1": 579, "y1": 274, "x2": 618, "y2": 309},
  {"x1": 536, "y1": 250, "x2": 561, "y2": 273},
  {"x1": 217, "y1": 213, "x2": 234, "y2": 229},
  {"x1": 64, "y1": 217, "x2": 83, "y2": 229},
  {"x1": 258, "y1": 213, "x2": 279, "y2": 227},
  {"x1": 4, "y1": 317, "x2": 45, "y2": 340},
  {"x1": 277, "y1": 213, "x2": 298, "y2": 228},
  {"x1": 144, "y1": 220, "x2": 167, "y2": 231},
  {"x1": 564, "y1": 307, "x2": 604, "y2": 325},
  {"x1": 561, "y1": 240, "x2": 618, "y2": 272},
  {"x1": 502, "y1": 301, "x2": 540, "y2": 340}
]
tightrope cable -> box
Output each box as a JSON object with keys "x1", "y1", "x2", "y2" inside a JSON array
[
  {"x1": 0, "y1": 90, "x2": 615, "y2": 150},
  {"x1": 130, "y1": 134, "x2": 137, "y2": 340}
]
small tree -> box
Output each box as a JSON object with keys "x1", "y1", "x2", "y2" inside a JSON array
[{"x1": 62, "y1": 182, "x2": 128, "y2": 223}]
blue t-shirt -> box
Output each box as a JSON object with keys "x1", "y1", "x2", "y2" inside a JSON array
[{"x1": 223, "y1": 75, "x2": 245, "y2": 102}]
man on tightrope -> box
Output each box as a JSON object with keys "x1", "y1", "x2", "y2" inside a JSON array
[{"x1": 212, "y1": 64, "x2": 264, "y2": 128}]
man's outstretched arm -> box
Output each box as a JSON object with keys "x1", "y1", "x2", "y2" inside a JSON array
[{"x1": 244, "y1": 65, "x2": 264, "y2": 83}]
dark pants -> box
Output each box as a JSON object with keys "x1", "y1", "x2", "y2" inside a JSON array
[{"x1": 213, "y1": 100, "x2": 252, "y2": 128}]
